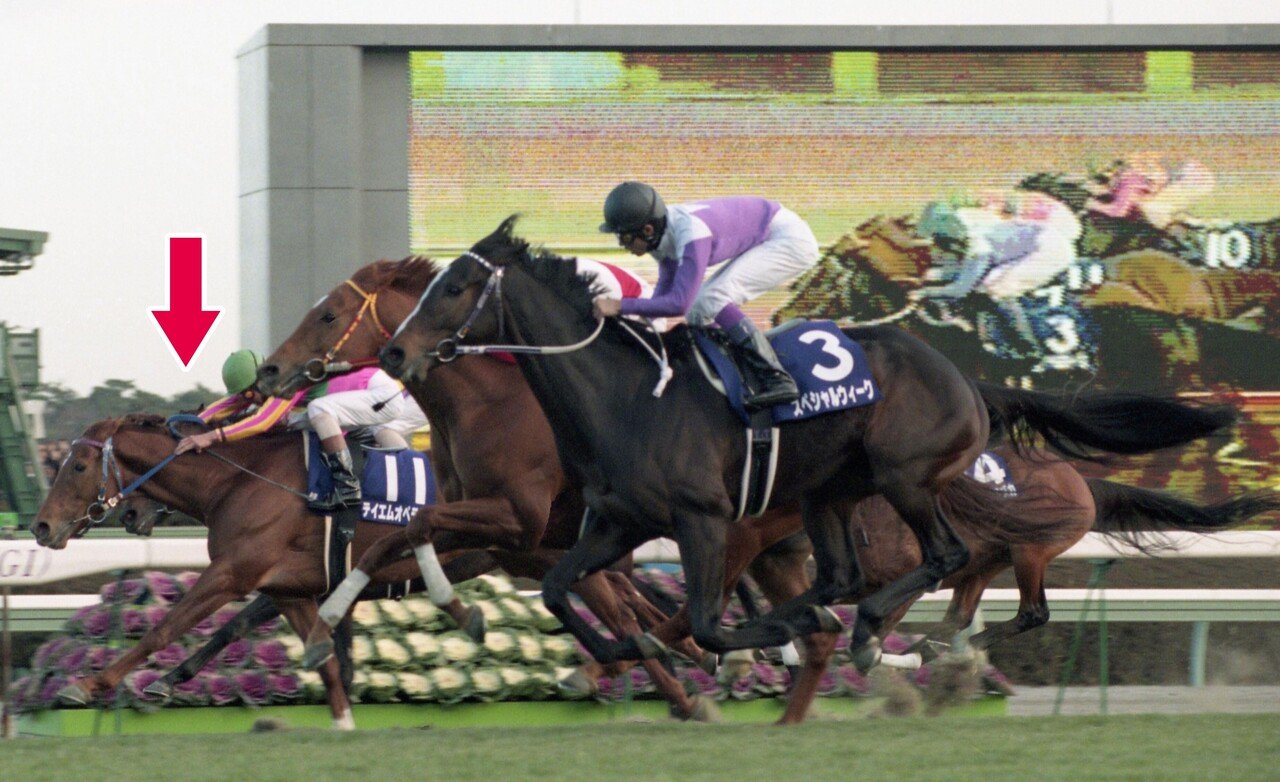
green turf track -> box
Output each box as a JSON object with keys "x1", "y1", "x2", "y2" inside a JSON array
[{"x1": 2, "y1": 714, "x2": 1276, "y2": 782}]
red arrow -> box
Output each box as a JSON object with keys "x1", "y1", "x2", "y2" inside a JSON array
[{"x1": 150, "y1": 236, "x2": 222, "y2": 368}]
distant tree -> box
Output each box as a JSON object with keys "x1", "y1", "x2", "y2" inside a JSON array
[{"x1": 33, "y1": 379, "x2": 218, "y2": 440}]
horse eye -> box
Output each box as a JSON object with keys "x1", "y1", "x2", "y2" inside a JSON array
[
  {"x1": 74, "y1": 462, "x2": 87, "y2": 473},
  {"x1": 321, "y1": 312, "x2": 336, "y2": 323},
  {"x1": 445, "y1": 285, "x2": 463, "y2": 297}
]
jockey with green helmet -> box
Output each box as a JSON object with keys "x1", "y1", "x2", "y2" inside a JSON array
[
  {"x1": 594, "y1": 182, "x2": 820, "y2": 409},
  {"x1": 175, "y1": 349, "x2": 426, "y2": 513}
]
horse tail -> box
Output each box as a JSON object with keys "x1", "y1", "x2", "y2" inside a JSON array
[
  {"x1": 976, "y1": 380, "x2": 1236, "y2": 462},
  {"x1": 937, "y1": 475, "x2": 1084, "y2": 546},
  {"x1": 1087, "y1": 478, "x2": 1280, "y2": 553}
]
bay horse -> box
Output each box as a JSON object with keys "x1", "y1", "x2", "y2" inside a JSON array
[
  {"x1": 31, "y1": 415, "x2": 472, "y2": 729},
  {"x1": 253, "y1": 257, "x2": 714, "y2": 719},
  {"x1": 379, "y1": 216, "x2": 1234, "y2": 669}
]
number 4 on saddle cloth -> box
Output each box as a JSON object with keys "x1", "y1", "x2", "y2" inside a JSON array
[{"x1": 691, "y1": 320, "x2": 881, "y2": 519}]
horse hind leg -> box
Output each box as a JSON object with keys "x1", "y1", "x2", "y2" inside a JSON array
[
  {"x1": 277, "y1": 597, "x2": 355, "y2": 730},
  {"x1": 148, "y1": 593, "x2": 280, "y2": 700},
  {"x1": 969, "y1": 548, "x2": 1051, "y2": 651},
  {"x1": 851, "y1": 487, "x2": 968, "y2": 665}
]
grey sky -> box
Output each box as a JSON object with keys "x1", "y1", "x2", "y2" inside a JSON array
[{"x1": 1, "y1": 0, "x2": 1275, "y2": 395}]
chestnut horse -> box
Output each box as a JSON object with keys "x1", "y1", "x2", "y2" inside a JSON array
[
  {"x1": 255, "y1": 257, "x2": 714, "y2": 719},
  {"x1": 32, "y1": 415, "x2": 477, "y2": 729}
]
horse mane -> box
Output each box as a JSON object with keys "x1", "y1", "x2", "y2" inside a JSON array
[
  {"x1": 357, "y1": 256, "x2": 440, "y2": 295},
  {"x1": 120, "y1": 413, "x2": 168, "y2": 430},
  {"x1": 473, "y1": 215, "x2": 603, "y2": 315}
]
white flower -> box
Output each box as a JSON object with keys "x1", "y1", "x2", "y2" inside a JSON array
[
  {"x1": 541, "y1": 636, "x2": 578, "y2": 664},
  {"x1": 351, "y1": 636, "x2": 375, "y2": 664},
  {"x1": 278, "y1": 634, "x2": 305, "y2": 663},
  {"x1": 471, "y1": 668, "x2": 503, "y2": 695},
  {"x1": 499, "y1": 598, "x2": 531, "y2": 622},
  {"x1": 483, "y1": 631, "x2": 516, "y2": 658},
  {"x1": 529, "y1": 601, "x2": 560, "y2": 631},
  {"x1": 404, "y1": 599, "x2": 440, "y2": 623},
  {"x1": 351, "y1": 670, "x2": 369, "y2": 692},
  {"x1": 554, "y1": 666, "x2": 577, "y2": 683},
  {"x1": 404, "y1": 632, "x2": 441, "y2": 659},
  {"x1": 397, "y1": 672, "x2": 433, "y2": 700},
  {"x1": 430, "y1": 667, "x2": 470, "y2": 700},
  {"x1": 517, "y1": 634, "x2": 543, "y2": 662},
  {"x1": 297, "y1": 670, "x2": 325, "y2": 698},
  {"x1": 440, "y1": 634, "x2": 478, "y2": 664},
  {"x1": 475, "y1": 573, "x2": 515, "y2": 595},
  {"x1": 375, "y1": 638, "x2": 411, "y2": 667},
  {"x1": 474, "y1": 600, "x2": 503, "y2": 625},
  {"x1": 366, "y1": 671, "x2": 398, "y2": 702},
  {"x1": 379, "y1": 600, "x2": 413, "y2": 627},
  {"x1": 351, "y1": 602, "x2": 381, "y2": 629},
  {"x1": 499, "y1": 667, "x2": 528, "y2": 688}
]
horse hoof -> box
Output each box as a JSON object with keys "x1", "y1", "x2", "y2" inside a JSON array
[
  {"x1": 143, "y1": 679, "x2": 174, "y2": 702},
  {"x1": 698, "y1": 652, "x2": 719, "y2": 676},
  {"x1": 634, "y1": 632, "x2": 668, "y2": 661},
  {"x1": 851, "y1": 637, "x2": 883, "y2": 674},
  {"x1": 557, "y1": 668, "x2": 599, "y2": 698},
  {"x1": 687, "y1": 694, "x2": 722, "y2": 723},
  {"x1": 463, "y1": 607, "x2": 487, "y2": 643},
  {"x1": 813, "y1": 605, "x2": 844, "y2": 634},
  {"x1": 56, "y1": 682, "x2": 92, "y2": 706},
  {"x1": 303, "y1": 640, "x2": 335, "y2": 670}
]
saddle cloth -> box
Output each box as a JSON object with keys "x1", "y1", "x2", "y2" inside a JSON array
[
  {"x1": 306, "y1": 437, "x2": 437, "y2": 525},
  {"x1": 964, "y1": 451, "x2": 1019, "y2": 496},
  {"x1": 692, "y1": 319, "x2": 880, "y2": 425}
]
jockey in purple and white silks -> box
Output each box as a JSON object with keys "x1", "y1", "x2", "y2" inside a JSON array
[{"x1": 592, "y1": 182, "x2": 819, "y2": 409}]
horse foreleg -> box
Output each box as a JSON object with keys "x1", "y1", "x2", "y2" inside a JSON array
[
  {"x1": 601, "y1": 570, "x2": 708, "y2": 667},
  {"x1": 149, "y1": 593, "x2": 280, "y2": 700},
  {"x1": 59, "y1": 561, "x2": 242, "y2": 704},
  {"x1": 277, "y1": 597, "x2": 355, "y2": 730}
]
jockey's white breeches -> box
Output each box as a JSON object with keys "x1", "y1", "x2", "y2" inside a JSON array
[
  {"x1": 686, "y1": 207, "x2": 820, "y2": 326},
  {"x1": 291, "y1": 370, "x2": 428, "y2": 438}
]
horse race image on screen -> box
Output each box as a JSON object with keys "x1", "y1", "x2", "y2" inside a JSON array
[{"x1": 408, "y1": 48, "x2": 1280, "y2": 499}]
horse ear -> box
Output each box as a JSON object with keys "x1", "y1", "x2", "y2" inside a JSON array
[{"x1": 497, "y1": 214, "x2": 521, "y2": 237}]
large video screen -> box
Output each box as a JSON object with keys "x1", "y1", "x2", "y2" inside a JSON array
[{"x1": 409, "y1": 49, "x2": 1280, "y2": 499}]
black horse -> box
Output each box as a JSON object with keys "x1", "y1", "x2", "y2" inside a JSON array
[{"x1": 379, "y1": 216, "x2": 1235, "y2": 667}]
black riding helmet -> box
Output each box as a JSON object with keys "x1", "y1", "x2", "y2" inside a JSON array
[{"x1": 599, "y1": 182, "x2": 667, "y2": 249}]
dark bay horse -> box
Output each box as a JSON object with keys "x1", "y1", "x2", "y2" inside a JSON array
[
  {"x1": 31, "y1": 415, "x2": 461, "y2": 729},
  {"x1": 379, "y1": 216, "x2": 1233, "y2": 669},
  {"x1": 253, "y1": 257, "x2": 713, "y2": 719}
]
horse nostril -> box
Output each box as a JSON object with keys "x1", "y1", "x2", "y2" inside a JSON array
[
  {"x1": 32, "y1": 522, "x2": 50, "y2": 541},
  {"x1": 258, "y1": 364, "x2": 279, "y2": 381},
  {"x1": 381, "y1": 345, "x2": 405, "y2": 369}
]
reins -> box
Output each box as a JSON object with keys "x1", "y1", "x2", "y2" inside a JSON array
[{"x1": 302, "y1": 279, "x2": 394, "y2": 383}]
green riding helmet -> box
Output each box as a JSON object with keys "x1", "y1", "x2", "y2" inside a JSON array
[{"x1": 221, "y1": 349, "x2": 265, "y2": 395}]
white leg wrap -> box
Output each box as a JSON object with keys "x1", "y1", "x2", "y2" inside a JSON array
[
  {"x1": 414, "y1": 544, "x2": 455, "y2": 606},
  {"x1": 318, "y1": 570, "x2": 370, "y2": 627},
  {"x1": 333, "y1": 707, "x2": 355, "y2": 731},
  {"x1": 879, "y1": 652, "x2": 923, "y2": 670},
  {"x1": 779, "y1": 641, "x2": 802, "y2": 667}
]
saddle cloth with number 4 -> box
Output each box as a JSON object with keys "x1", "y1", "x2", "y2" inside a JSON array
[{"x1": 692, "y1": 319, "x2": 880, "y2": 425}]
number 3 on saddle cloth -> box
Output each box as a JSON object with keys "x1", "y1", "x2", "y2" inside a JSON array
[
  {"x1": 305, "y1": 435, "x2": 438, "y2": 596},
  {"x1": 691, "y1": 320, "x2": 880, "y2": 520}
]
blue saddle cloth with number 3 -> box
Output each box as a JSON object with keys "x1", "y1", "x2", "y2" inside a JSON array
[{"x1": 692, "y1": 320, "x2": 880, "y2": 425}]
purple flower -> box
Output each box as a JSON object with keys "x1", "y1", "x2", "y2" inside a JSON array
[
  {"x1": 101, "y1": 578, "x2": 146, "y2": 605},
  {"x1": 253, "y1": 616, "x2": 283, "y2": 637},
  {"x1": 81, "y1": 608, "x2": 113, "y2": 639},
  {"x1": 38, "y1": 675, "x2": 69, "y2": 708},
  {"x1": 252, "y1": 639, "x2": 289, "y2": 671},
  {"x1": 205, "y1": 673, "x2": 236, "y2": 705},
  {"x1": 729, "y1": 673, "x2": 757, "y2": 701},
  {"x1": 835, "y1": 664, "x2": 870, "y2": 696},
  {"x1": 235, "y1": 671, "x2": 270, "y2": 706},
  {"x1": 268, "y1": 673, "x2": 302, "y2": 703},
  {"x1": 212, "y1": 606, "x2": 241, "y2": 631},
  {"x1": 88, "y1": 645, "x2": 121, "y2": 671},
  {"x1": 7, "y1": 676, "x2": 32, "y2": 712},
  {"x1": 127, "y1": 670, "x2": 165, "y2": 703},
  {"x1": 173, "y1": 676, "x2": 208, "y2": 706},
  {"x1": 176, "y1": 571, "x2": 201, "y2": 593},
  {"x1": 145, "y1": 572, "x2": 181, "y2": 604},
  {"x1": 913, "y1": 666, "x2": 931, "y2": 688},
  {"x1": 219, "y1": 638, "x2": 251, "y2": 668},
  {"x1": 751, "y1": 662, "x2": 784, "y2": 693},
  {"x1": 58, "y1": 643, "x2": 91, "y2": 676},
  {"x1": 883, "y1": 632, "x2": 924, "y2": 656},
  {"x1": 816, "y1": 669, "x2": 840, "y2": 697},
  {"x1": 681, "y1": 666, "x2": 721, "y2": 697},
  {"x1": 152, "y1": 642, "x2": 187, "y2": 669},
  {"x1": 122, "y1": 608, "x2": 149, "y2": 637},
  {"x1": 32, "y1": 637, "x2": 70, "y2": 670},
  {"x1": 145, "y1": 605, "x2": 169, "y2": 630},
  {"x1": 189, "y1": 614, "x2": 216, "y2": 638},
  {"x1": 628, "y1": 667, "x2": 653, "y2": 694},
  {"x1": 831, "y1": 605, "x2": 857, "y2": 627}
]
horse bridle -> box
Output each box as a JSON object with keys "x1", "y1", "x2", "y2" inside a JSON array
[
  {"x1": 423, "y1": 251, "x2": 608, "y2": 363},
  {"x1": 302, "y1": 279, "x2": 394, "y2": 382}
]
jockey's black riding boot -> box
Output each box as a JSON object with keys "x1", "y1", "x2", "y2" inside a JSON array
[
  {"x1": 726, "y1": 319, "x2": 799, "y2": 410},
  {"x1": 309, "y1": 448, "x2": 362, "y2": 514}
]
